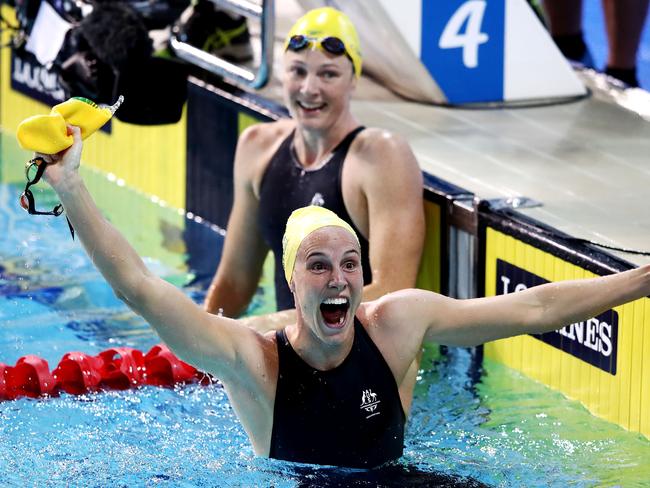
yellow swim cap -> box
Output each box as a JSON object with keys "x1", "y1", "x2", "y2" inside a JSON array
[
  {"x1": 282, "y1": 206, "x2": 360, "y2": 285},
  {"x1": 284, "y1": 7, "x2": 362, "y2": 78}
]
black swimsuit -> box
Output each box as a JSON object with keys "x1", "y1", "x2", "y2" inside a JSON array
[
  {"x1": 258, "y1": 127, "x2": 371, "y2": 311},
  {"x1": 270, "y1": 318, "x2": 405, "y2": 468}
]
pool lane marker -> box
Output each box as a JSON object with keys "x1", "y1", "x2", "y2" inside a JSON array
[{"x1": 0, "y1": 343, "x2": 212, "y2": 401}]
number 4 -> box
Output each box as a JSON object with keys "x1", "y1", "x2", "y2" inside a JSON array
[{"x1": 439, "y1": 1, "x2": 489, "y2": 68}]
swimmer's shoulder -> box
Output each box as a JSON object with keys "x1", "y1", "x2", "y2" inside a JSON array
[
  {"x1": 238, "y1": 118, "x2": 295, "y2": 152},
  {"x1": 357, "y1": 293, "x2": 404, "y2": 331},
  {"x1": 358, "y1": 289, "x2": 438, "y2": 331},
  {"x1": 235, "y1": 119, "x2": 295, "y2": 189},
  {"x1": 353, "y1": 127, "x2": 410, "y2": 152},
  {"x1": 349, "y1": 128, "x2": 416, "y2": 167},
  {"x1": 356, "y1": 295, "x2": 408, "y2": 351}
]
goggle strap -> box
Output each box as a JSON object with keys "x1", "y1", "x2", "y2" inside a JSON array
[
  {"x1": 66, "y1": 216, "x2": 75, "y2": 241},
  {"x1": 20, "y1": 157, "x2": 75, "y2": 240},
  {"x1": 25, "y1": 158, "x2": 47, "y2": 188}
]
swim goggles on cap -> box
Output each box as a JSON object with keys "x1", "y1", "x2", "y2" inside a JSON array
[
  {"x1": 19, "y1": 157, "x2": 75, "y2": 238},
  {"x1": 286, "y1": 35, "x2": 354, "y2": 70}
]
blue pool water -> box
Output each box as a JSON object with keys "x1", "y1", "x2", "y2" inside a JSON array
[{"x1": 1, "y1": 140, "x2": 650, "y2": 486}]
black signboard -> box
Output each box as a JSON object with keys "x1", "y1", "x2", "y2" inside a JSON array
[{"x1": 11, "y1": 48, "x2": 66, "y2": 106}]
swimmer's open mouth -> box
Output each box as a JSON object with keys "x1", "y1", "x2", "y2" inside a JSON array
[
  {"x1": 320, "y1": 297, "x2": 349, "y2": 327},
  {"x1": 297, "y1": 101, "x2": 326, "y2": 112}
]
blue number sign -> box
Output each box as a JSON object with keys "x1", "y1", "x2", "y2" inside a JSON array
[{"x1": 421, "y1": 0, "x2": 505, "y2": 103}]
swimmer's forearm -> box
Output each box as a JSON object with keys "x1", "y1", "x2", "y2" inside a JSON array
[
  {"x1": 440, "y1": 266, "x2": 650, "y2": 346},
  {"x1": 523, "y1": 266, "x2": 650, "y2": 332},
  {"x1": 53, "y1": 175, "x2": 151, "y2": 302}
]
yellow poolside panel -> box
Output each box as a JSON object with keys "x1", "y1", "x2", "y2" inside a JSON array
[
  {"x1": 641, "y1": 299, "x2": 650, "y2": 437},
  {"x1": 484, "y1": 223, "x2": 497, "y2": 297},
  {"x1": 416, "y1": 200, "x2": 442, "y2": 293},
  {"x1": 483, "y1": 226, "x2": 648, "y2": 439},
  {"x1": 81, "y1": 111, "x2": 187, "y2": 210},
  {"x1": 628, "y1": 299, "x2": 644, "y2": 433},
  {"x1": 637, "y1": 298, "x2": 647, "y2": 437},
  {"x1": 613, "y1": 301, "x2": 626, "y2": 429},
  {"x1": 617, "y1": 301, "x2": 634, "y2": 430}
]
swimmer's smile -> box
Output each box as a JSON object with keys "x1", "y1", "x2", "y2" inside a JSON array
[
  {"x1": 320, "y1": 297, "x2": 349, "y2": 328},
  {"x1": 297, "y1": 100, "x2": 327, "y2": 113}
]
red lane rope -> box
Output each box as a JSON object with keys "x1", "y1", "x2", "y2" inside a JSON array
[{"x1": 0, "y1": 344, "x2": 210, "y2": 400}]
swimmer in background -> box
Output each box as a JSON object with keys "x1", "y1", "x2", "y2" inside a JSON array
[
  {"x1": 202, "y1": 7, "x2": 425, "y2": 328},
  {"x1": 32, "y1": 133, "x2": 650, "y2": 467}
]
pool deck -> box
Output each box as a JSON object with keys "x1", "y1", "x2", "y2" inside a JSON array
[{"x1": 351, "y1": 79, "x2": 650, "y2": 268}]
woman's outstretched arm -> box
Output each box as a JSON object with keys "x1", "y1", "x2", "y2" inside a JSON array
[{"x1": 40, "y1": 127, "x2": 266, "y2": 380}]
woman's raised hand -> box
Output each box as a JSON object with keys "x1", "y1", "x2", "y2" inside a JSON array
[{"x1": 37, "y1": 125, "x2": 83, "y2": 189}]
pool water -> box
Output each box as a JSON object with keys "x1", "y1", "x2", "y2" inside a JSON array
[{"x1": 1, "y1": 133, "x2": 650, "y2": 487}]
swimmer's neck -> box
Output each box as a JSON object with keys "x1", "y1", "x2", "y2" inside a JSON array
[
  {"x1": 284, "y1": 320, "x2": 355, "y2": 371},
  {"x1": 293, "y1": 115, "x2": 359, "y2": 167}
]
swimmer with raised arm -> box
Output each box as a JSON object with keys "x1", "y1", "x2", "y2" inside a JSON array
[
  {"x1": 202, "y1": 7, "x2": 425, "y2": 327},
  {"x1": 38, "y1": 134, "x2": 650, "y2": 467}
]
